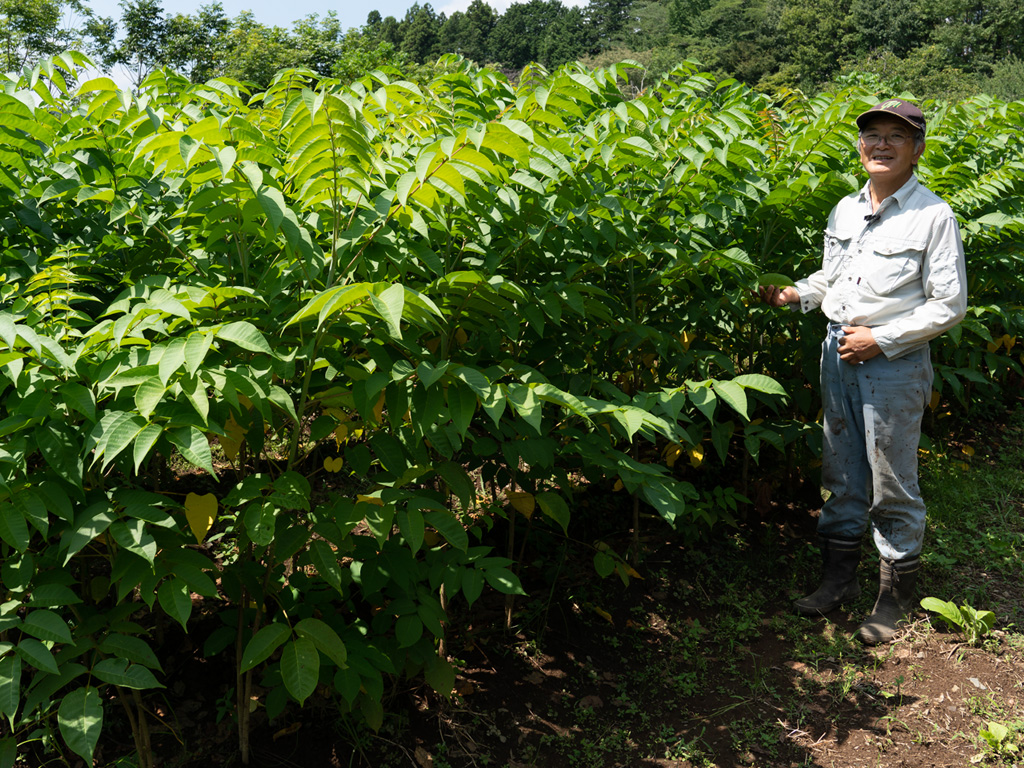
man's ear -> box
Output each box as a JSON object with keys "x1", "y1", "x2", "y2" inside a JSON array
[{"x1": 912, "y1": 139, "x2": 926, "y2": 166}]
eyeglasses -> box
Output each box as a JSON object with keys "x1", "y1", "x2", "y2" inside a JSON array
[{"x1": 860, "y1": 131, "x2": 913, "y2": 147}]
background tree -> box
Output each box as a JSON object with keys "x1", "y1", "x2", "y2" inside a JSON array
[
  {"x1": 488, "y1": 0, "x2": 563, "y2": 70},
  {"x1": 292, "y1": 11, "x2": 345, "y2": 77},
  {"x1": 87, "y1": 0, "x2": 169, "y2": 88},
  {"x1": 1, "y1": 0, "x2": 94, "y2": 72},
  {"x1": 461, "y1": 0, "x2": 498, "y2": 64},
  {"x1": 400, "y1": 3, "x2": 441, "y2": 63},
  {"x1": 540, "y1": 6, "x2": 596, "y2": 66},
  {"x1": 218, "y1": 11, "x2": 304, "y2": 87},
  {"x1": 162, "y1": 2, "x2": 228, "y2": 83}
]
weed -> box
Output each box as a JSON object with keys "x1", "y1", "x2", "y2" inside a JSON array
[
  {"x1": 976, "y1": 721, "x2": 1022, "y2": 763},
  {"x1": 920, "y1": 597, "x2": 997, "y2": 645}
]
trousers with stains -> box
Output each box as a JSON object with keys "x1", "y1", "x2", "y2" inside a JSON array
[{"x1": 817, "y1": 323, "x2": 933, "y2": 561}]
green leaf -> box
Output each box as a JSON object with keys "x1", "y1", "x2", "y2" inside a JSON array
[
  {"x1": 257, "y1": 185, "x2": 286, "y2": 231},
  {"x1": 434, "y1": 462, "x2": 474, "y2": 510},
  {"x1": 395, "y1": 614, "x2": 423, "y2": 648},
  {"x1": 1, "y1": 736, "x2": 15, "y2": 768},
  {"x1": 156, "y1": 579, "x2": 192, "y2": 631},
  {"x1": 461, "y1": 568, "x2": 484, "y2": 607},
  {"x1": 22, "y1": 610, "x2": 73, "y2": 645},
  {"x1": 731, "y1": 373, "x2": 787, "y2": 397},
  {"x1": 423, "y1": 507, "x2": 469, "y2": 554},
  {"x1": 98, "y1": 635, "x2": 163, "y2": 671},
  {"x1": 919, "y1": 597, "x2": 963, "y2": 628},
  {"x1": 308, "y1": 540, "x2": 344, "y2": 593},
  {"x1": 397, "y1": 507, "x2": 425, "y2": 553},
  {"x1": 240, "y1": 623, "x2": 292, "y2": 673},
  {"x1": 483, "y1": 567, "x2": 526, "y2": 596},
  {"x1": 424, "y1": 655, "x2": 455, "y2": 699},
  {"x1": 58, "y1": 687, "x2": 103, "y2": 764},
  {"x1": 0, "y1": 503, "x2": 29, "y2": 552},
  {"x1": 294, "y1": 618, "x2": 347, "y2": 668},
  {"x1": 280, "y1": 637, "x2": 319, "y2": 705},
  {"x1": 92, "y1": 658, "x2": 163, "y2": 690},
  {"x1": 167, "y1": 426, "x2": 216, "y2": 476},
  {"x1": 15, "y1": 638, "x2": 59, "y2": 675},
  {"x1": 158, "y1": 337, "x2": 188, "y2": 384},
  {"x1": 183, "y1": 332, "x2": 213, "y2": 376},
  {"x1": 216, "y1": 321, "x2": 273, "y2": 354},
  {"x1": 27, "y1": 584, "x2": 82, "y2": 607},
  {"x1": 712, "y1": 380, "x2": 749, "y2": 420},
  {"x1": 536, "y1": 492, "x2": 570, "y2": 534},
  {"x1": 594, "y1": 550, "x2": 616, "y2": 578},
  {"x1": 0, "y1": 655, "x2": 21, "y2": 725},
  {"x1": 133, "y1": 424, "x2": 163, "y2": 473},
  {"x1": 369, "y1": 283, "x2": 405, "y2": 339}
]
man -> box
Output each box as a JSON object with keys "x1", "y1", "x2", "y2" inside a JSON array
[{"x1": 762, "y1": 99, "x2": 968, "y2": 644}]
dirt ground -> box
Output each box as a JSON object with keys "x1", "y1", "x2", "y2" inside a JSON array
[{"x1": 140, "y1": 488, "x2": 1022, "y2": 768}]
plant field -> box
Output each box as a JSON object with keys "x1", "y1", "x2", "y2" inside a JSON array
[{"x1": 0, "y1": 53, "x2": 1023, "y2": 766}]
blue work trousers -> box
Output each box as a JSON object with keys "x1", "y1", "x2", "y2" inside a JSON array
[{"x1": 817, "y1": 323, "x2": 933, "y2": 561}]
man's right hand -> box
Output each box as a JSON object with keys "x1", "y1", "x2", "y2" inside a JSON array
[{"x1": 759, "y1": 285, "x2": 800, "y2": 307}]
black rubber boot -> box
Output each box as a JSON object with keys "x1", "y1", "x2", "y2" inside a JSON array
[
  {"x1": 856, "y1": 556, "x2": 921, "y2": 645},
  {"x1": 794, "y1": 536, "x2": 862, "y2": 615}
]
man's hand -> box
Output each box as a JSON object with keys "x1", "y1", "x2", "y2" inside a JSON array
[
  {"x1": 758, "y1": 285, "x2": 800, "y2": 308},
  {"x1": 839, "y1": 326, "x2": 882, "y2": 364}
]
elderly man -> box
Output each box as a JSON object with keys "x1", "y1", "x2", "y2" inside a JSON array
[{"x1": 762, "y1": 99, "x2": 968, "y2": 644}]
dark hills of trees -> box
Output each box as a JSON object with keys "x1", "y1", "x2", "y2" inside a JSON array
[{"x1": 3, "y1": 0, "x2": 1023, "y2": 99}]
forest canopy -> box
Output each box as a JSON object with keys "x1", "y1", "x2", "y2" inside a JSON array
[{"x1": 2, "y1": 0, "x2": 1023, "y2": 98}]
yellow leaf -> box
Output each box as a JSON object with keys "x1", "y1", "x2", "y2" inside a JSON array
[
  {"x1": 590, "y1": 605, "x2": 614, "y2": 624},
  {"x1": 987, "y1": 341, "x2": 999, "y2": 353},
  {"x1": 273, "y1": 722, "x2": 302, "y2": 741},
  {"x1": 324, "y1": 456, "x2": 344, "y2": 472},
  {"x1": 334, "y1": 423, "x2": 349, "y2": 443},
  {"x1": 642, "y1": 353, "x2": 657, "y2": 368},
  {"x1": 356, "y1": 494, "x2": 384, "y2": 506},
  {"x1": 1005, "y1": 335, "x2": 1016, "y2": 351},
  {"x1": 680, "y1": 330, "x2": 695, "y2": 351},
  {"x1": 221, "y1": 413, "x2": 248, "y2": 463},
  {"x1": 372, "y1": 394, "x2": 385, "y2": 423},
  {"x1": 612, "y1": 479, "x2": 624, "y2": 492},
  {"x1": 963, "y1": 445, "x2": 975, "y2": 457},
  {"x1": 185, "y1": 492, "x2": 217, "y2": 544},
  {"x1": 455, "y1": 327, "x2": 468, "y2": 346},
  {"x1": 507, "y1": 491, "x2": 535, "y2": 517},
  {"x1": 688, "y1": 445, "x2": 704, "y2": 468},
  {"x1": 929, "y1": 390, "x2": 941, "y2": 410},
  {"x1": 663, "y1": 444, "x2": 683, "y2": 468}
]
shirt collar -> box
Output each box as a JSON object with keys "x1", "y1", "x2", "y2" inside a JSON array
[{"x1": 858, "y1": 174, "x2": 920, "y2": 209}]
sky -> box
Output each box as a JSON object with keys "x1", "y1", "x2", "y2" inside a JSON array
[{"x1": 83, "y1": 0, "x2": 535, "y2": 31}]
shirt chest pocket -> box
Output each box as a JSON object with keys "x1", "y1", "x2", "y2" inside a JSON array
[
  {"x1": 862, "y1": 235, "x2": 927, "y2": 295},
  {"x1": 823, "y1": 227, "x2": 854, "y2": 281}
]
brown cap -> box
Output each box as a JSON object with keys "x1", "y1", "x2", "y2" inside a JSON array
[{"x1": 856, "y1": 99, "x2": 926, "y2": 134}]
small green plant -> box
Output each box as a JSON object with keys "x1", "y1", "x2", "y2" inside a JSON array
[
  {"x1": 920, "y1": 597, "x2": 996, "y2": 645},
  {"x1": 975, "y1": 721, "x2": 1020, "y2": 763}
]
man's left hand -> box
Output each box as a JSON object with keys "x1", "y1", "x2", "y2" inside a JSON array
[{"x1": 839, "y1": 326, "x2": 882, "y2": 364}]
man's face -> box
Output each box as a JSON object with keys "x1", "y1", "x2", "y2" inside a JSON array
[{"x1": 858, "y1": 116, "x2": 925, "y2": 183}]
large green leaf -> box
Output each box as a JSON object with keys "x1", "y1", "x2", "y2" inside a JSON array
[
  {"x1": 92, "y1": 658, "x2": 164, "y2": 690},
  {"x1": 57, "y1": 687, "x2": 103, "y2": 764},
  {"x1": 22, "y1": 610, "x2": 73, "y2": 645},
  {"x1": 240, "y1": 623, "x2": 292, "y2": 673},
  {"x1": 294, "y1": 618, "x2": 347, "y2": 668},
  {"x1": 280, "y1": 637, "x2": 319, "y2": 705}
]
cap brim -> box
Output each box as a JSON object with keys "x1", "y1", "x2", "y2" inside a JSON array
[{"x1": 856, "y1": 108, "x2": 925, "y2": 133}]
